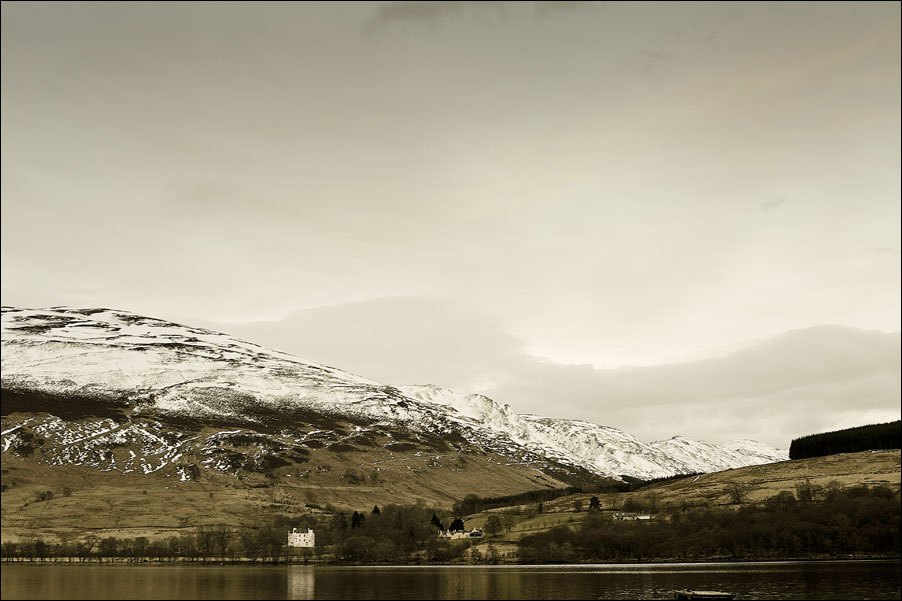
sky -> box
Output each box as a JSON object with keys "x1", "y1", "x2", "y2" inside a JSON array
[{"x1": 2, "y1": 2, "x2": 899, "y2": 447}]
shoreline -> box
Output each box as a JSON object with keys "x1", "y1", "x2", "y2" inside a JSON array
[{"x1": 3, "y1": 555, "x2": 899, "y2": 567}]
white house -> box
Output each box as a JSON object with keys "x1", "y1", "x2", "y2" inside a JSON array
[
  {"x1": 288, "y1": 528, "x2": 315, "y2": 547},
  {"x1": 440, "y1": 528, "x2": 484, "y2": 540},
  {"x1": 613, "y1": 512, "x2": 651, "y2": 521}
]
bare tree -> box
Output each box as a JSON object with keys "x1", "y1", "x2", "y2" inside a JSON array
[
  {"x1": 501, "y1": 512, "x2": 515, "y2": 533},
  {"x1": 485, "y1": 515, "x2": 502, "y2": 537},
  {"x1": 213, "y1": 526, "x2": 231, "y2": 561},
  {"x1": 725, "y1": 483, "x2": 750, "y2": 505}
]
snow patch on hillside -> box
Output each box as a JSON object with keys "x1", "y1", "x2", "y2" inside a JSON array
[{"x1": 2, "y1": 307, "x2": 787, "y2": 480}]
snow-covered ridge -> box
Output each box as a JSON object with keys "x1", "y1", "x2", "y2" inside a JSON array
[
  {"x1": 2, "y1": 307, "x2": 788, "y2": 480},
  {"x1": 0, "y1": 307, "x2": 570, "y2": 477},
  {"x1": 724, "y1": 439, "x2": 792, "y2": 464},
  {"x1": 399, "y1": 385, "x2": 788, "y2": 479},
  {"x1": 1, "y1": 306, "x2": 449, "y2": 427},
  {"x1": 649, "y1": 436, "x2": 769, "y2": 474}
]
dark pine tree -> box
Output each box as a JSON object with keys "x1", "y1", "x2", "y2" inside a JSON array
[
  {"x1": 350, "y1": 511, "x2": 366, "y2": 530},
  {"x1": 372, "y1": 505, "x2": 381, "y2": 516},
  {"x1": 430, "y1": 513, "x2": 444, "y2": 531},
  {"x1": 789, "y1": 420, "x2": 901, "y2": 459}
]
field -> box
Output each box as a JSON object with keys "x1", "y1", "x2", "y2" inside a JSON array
[
  {"x1": 2, "y1": 448, "x2": 898, "y2": 547},
  {"x1": 456, "y1": 449, "x2": 901, "y2": 557},
  {"x1": 0, "y1": 444, "x2": 571, "y2": 544}
]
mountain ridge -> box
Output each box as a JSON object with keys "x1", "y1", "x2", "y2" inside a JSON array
[{"x1": 1, "y1": 306, "x2": 787, "y2": 484}]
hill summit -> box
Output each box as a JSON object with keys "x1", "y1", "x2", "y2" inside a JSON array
[{"x1": 1, "y1": 306, "x2": 787, "y2": 491}]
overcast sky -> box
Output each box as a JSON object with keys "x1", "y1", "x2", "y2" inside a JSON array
[{"x1": 2, "y1": 2, "x2": 899, "y2": 447}]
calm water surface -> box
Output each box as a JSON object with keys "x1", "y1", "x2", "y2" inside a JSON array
[{"x1": 2, "y1": 560, "x2": 900, "y2": 600}]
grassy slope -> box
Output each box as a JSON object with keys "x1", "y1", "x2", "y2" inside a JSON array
[
  {"x1": 0, "y1": 444, "x2": 570, "y2": 544},
  {"x1": 3, "y1": 448, "x2": 897, "y2": 548},
  {"x1": 457, "y1": 449, "x2": 901, "y2": 557}
]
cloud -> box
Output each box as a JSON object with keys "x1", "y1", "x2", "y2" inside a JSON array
[
  {"x1": 206, "y1": 297, "x2": 525, "y2": 388},
  {"x1": 635, "y1": 48, "x2": 678, "y2": 73},
  {"x1": 208, "y1": 297, "x2": 901, "y2": 448},
  {"x1": 363, "y1": 1, "x2": 590, "y2": 35},
  {"x1": 532, "y1": 2, "x2": 591, "y2": 19},
  {"x1": 491, "y1": 326, "x2": 900, "y2": 446},
  {"x1": 369, "y1": 1, "x2": 467, "y2": 28},
  {"x1": 761, "y1": 197, "x2": 787, "y2": 211}
]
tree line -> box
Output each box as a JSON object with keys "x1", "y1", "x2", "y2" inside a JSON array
[
  {"x1": 0, "y1": 503, "x2": 470, "y2": 564},
  {"x1": 518, "y1": 484, "x2": 900, "y2": 562},
  {"x1": 0, "y1": 525, "x2": 287, "y2": 563},
  {"x1": 789, "y1": 420, "x2": 901, "y2": 459},
  {"x1": 4, "y1": 484, "x2": 898, "y2": 564},
  {"x1": 452, "y1": 482, "x2": 628, "y2": 517}
]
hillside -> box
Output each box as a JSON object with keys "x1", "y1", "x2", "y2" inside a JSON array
[
  {"x1": 0, "y1": 307, "x2": 606, "y2": 542},
  {"x1": 452, "y1": 449, "x2": 901, "y2": 561},
  {"x1": 547, "y1": 448, "x2": 901, "y2": 515},
  {"x1": 1, "y1": 306, "x2": 792, "y2": 544},
  {"x1": 398, "y1": 384, "x2": 788, "y2": 479},
  {"x1": 790, "y1": 420, "x2": 902, "y2": 459}
]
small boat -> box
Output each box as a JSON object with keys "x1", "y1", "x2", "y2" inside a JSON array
[{"x1": 673, "y1": 590, "x2": 735, "y2": 600}]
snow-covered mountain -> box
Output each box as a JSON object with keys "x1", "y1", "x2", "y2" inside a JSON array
[
  {"x1": 1, "y1": 307, "x2": 437, "y2": 428},
  {"x1": 3, "y1": 307, "x2": 575, "y2": 485},
  {"x1": 399, "y1": 384, "x2": 787, "y2": 479},
  {"x1": 648, "y1": 436, "x2": 762, "y2": 474},
  {"x1": 520, "y1": 417, "x2": 698, "y2": 481},
  {"x1": 1, "y1": 307, "x2": 787, "y2": 482},
  {"x1": 724, "y1": 439, "x2": 792, "y2": 464}
]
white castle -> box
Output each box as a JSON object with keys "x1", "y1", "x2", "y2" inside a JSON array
[{"x1": 287, "y1": 528, "x2": 315, "y2": 548}]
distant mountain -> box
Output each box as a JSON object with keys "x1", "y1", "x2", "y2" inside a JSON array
[
  {"x1": 3, "y1": 307, "x2": 596, "y2": 505},
  {"x1": 724, "y1": 439, "x2": 793, "y2": 464},
  {"x1": 649, "y1": 436, "x2": 763, "y2": 474},
  {"x1": 1, "y1": 307, "x2": 786, "y2": 492},
  {"x1": 400, "y1": 384, "x2": 788, "y2": 479}
]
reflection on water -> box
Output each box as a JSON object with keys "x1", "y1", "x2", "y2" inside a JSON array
[
  {"x1": 2, "y1": 560, "x2": 900, "y2": 600},
  {"x1": 287, "y1": 566, "x2": 314, "y2": 599},
  {"x1": 295, "y1": 562, "x2": 902, "y2": 600}
]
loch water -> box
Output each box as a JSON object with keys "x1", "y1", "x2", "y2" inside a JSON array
[{"x1": 2, "y1": 559, "x2": 900, "y2": 600}]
